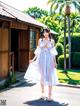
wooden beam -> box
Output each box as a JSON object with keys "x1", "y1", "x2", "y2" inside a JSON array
[{"x1": 10, "y1": 21, "x2": 28, "y2": 30}]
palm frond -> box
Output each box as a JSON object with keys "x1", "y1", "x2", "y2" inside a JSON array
[
  {"x1": 58, "y1": 0, "x2": 64, "y2": 3},
  {"x1": 72, "y1": 1, "x2": 80, "y2": 12},
  {"x1": 59, "y1": 3, "x2": 65, "y2": 14},
  {"x1": 49, "y1": 0, "x2": 57, "y2": 14},
  {"x1": 47, "y1": 0, "x2": 55, "y2": 4},
  {"x1": 54, "y1": 3, "x2": 59, "y2": 10},
  {"x1": 50, "y1": 3, "x2": 55, "y2": 14}
]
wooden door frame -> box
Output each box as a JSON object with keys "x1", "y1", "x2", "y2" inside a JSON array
[{"x1": 18, "y1": 29, "x2": 29, "y2": 71}]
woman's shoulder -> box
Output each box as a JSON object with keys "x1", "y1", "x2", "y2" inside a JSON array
[
  {"x1": 39, "y1": 38, "x2": 42, "y2": 41},
  {"x1": 38, "y1": 38, "x2": 43, "y2": 43},
  {"x1": 38, "y1": 38, "x2": 43, "y2": 46}
]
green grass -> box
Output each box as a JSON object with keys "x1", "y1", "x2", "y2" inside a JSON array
[{"x1": 57, "y1": 69, "x2": 80, "y2": 85}]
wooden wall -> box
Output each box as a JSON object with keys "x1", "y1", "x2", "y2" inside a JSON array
[
  {"x1": 18, "y1": 30, "x2": 29, "y2": 71},
  {"x1": 0, "y1": 28, "x2": 9, "y2": 78},
  {"x1": 0, "y1": 21, "x2": 41, "y2": 77},
  {"x1": 36, "y1": 29, "x2": 40, "y2": 45}
]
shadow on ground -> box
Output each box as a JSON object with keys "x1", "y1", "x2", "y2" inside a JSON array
[
  {"x1": 16, "y1": 81, "x2": 36, "y2": 87},
  {"x1": 24, "y1": 98, "x2": 69, "y2": 106},
  {"x1": 59, "y1": 78, "x2": 80, "y2": 85},
  {"x1": 59, "y1": 71, "x2": 80, "y2": 85},
  {"x1": 0, "y1": 81, "x2": 36, "y2": 93}
]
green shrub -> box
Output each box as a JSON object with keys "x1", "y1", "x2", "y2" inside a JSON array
[
  {"x1": 56, "y1": 43, "x2": 64, "y2": 56},
  {"x1": 66, "y1": 44, "x2": 69, "y2": 54},
  {"x1": 58, "y1": 54, "x2": 69, "y2": 68},
  {"x1": 66, "y1": 49, "x2": 69, "y2": 54},
  {"x1": 11, "y1": 72, "x2": 16, "y2": 84},
  {"x1": 4, "y1": 71, "x2": 17, "y2": 88},
  {"x1": 71, "y1": 52, "x2": 80, "y2": 67},
  {"x1": 57, "y1": 33, "x2": 80, "y2": 68},
  {"x1": 58, "y1": 35, "x2": 68, "y2": 45},
  {"x1": 71, "y1": 36, "x2": 80, "y2": 52},
  {"x1": 51, "y1": 34, "x2": 59, "y2": 43},
  {"x1": 58, "y1": 52, "x2": 80, "y2": 68},
  {"x1": 66, "y1": 44, "x2": 69, "y2": 49},
  {"x1": 58, "y1": 34, "x2": 80, "y2": 52},
  {"x1": 0, "y1": 84, "x2": 5, "y2": 90}
]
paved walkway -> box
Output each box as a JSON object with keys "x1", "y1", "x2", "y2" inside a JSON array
[{"x1": 0, "y1": 81, "x2": 80, "y2": 106}]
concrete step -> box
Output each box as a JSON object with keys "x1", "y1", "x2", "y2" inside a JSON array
[
  {"x1": 0, "y1": 72, "x2": 25, "y2": 87},
  {"x1": 16, "y1": 72, "x2": 25, "y2": 78},
  {"x1": 0, "y1": 79, "x2": 6, "y2": 85},
  {"x1": 15, "y1": 72, "x2": 25, "y2": 81},
  {"x1": 10, "y1": 80, "x2": 26, "y2": 87}
]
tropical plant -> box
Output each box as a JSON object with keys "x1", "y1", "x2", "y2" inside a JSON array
[
  {"x1": 70, "y1": 13, "x2": 80, "y2": 34},
  {"x1": 47, "y1": 0, "x2": 80, "y2": 15},
  {"x1": 23, "y1": 7, "x2": 48, "y2": 18},
  {"x1": 38, "y1": 15, "x2": 60, "y2": 33},
  {"x1": 56, "y1": 43, "x2": 64, "y2": 56}
]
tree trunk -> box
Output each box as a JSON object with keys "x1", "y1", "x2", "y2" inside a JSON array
[
  {"x1": 64, "y1": 16, "x2": 67, "y2": 71},
  {"x1": 67, "y1": 16, "x2": 71, "y2": 69}
]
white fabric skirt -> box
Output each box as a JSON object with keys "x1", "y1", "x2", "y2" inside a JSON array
[{"x1": 24, "y1": 59, "x2": 59, "y2": 85}]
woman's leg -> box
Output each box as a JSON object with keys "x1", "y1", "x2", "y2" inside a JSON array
[
  {"x1": 41, "y1": 83, "x2": 44, "y2": 97},
  {"x1": 40, "y1": 71, "x2": 45, "y2": 97},
  {"x1": 48, "y1": 85, "x2": 52, "y2": 100}
]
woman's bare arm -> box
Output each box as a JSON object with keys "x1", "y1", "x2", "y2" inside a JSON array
[
  {"x1": 53, "y1": 56, "x2": 57, "y2": 68},
  {"x1": 29, "y1": 39, "x2": 40, "y2": 63},
  {"x1": 29, "y1": 55, "x2": 37, "y2": 63}
]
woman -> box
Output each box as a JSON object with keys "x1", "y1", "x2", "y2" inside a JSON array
[{"x1": 24, "y1": 28, "x2": 58, "y2": 101}]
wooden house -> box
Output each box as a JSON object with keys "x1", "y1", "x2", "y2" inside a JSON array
[
  {"x1": 0, "y1": 1, "x2": 46, "y2": 78},
  {"x1": 0, "y1": 1, "x2": 58, "y2": 78}
]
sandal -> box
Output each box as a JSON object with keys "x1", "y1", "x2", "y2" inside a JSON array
[
  {"x1": 40, "y1": 96, "x2": 46, "y2": 100},
  {"x1": 46, "y1": 97, "x2": 53, "y2": 102}
]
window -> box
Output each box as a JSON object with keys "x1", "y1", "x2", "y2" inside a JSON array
[{"x1": 30, "y1": 29, "x2": 36, "y2": 50}]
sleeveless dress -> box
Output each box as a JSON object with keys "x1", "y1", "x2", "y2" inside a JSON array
[{"x1": 24, "y1": 38, "x2": 59, "y2": 86}]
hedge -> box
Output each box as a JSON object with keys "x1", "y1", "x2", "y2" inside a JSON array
[
  {"x1": 58, "y1": 35, "x2": 68, "y2": 45},
  {"x1": 58, "y1": 33, "x2": 80, "y2": 68},
  {"x1": 58, "y1": 52, "x2": 80, "y2": 68},
  {"x1": 58, "y1": 54, "x2": 69, "y2": 68},
  {"x1": 71, "y1": 36, "x2": 80, "y2": 52},
  {"x1": 71, "y1": 52, "x2": 80, "y2": 67},
  {"x1": 56, "y1": 43, "x2": 64, "y2": 57},
  {"x1": 58, "y1": 34, "x2": 80, "y2": 52}
]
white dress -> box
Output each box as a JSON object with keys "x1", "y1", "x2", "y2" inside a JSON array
[
  {"x1": 24, "y1": 39, "x2": 59, "y2": 85},
  {"x1": 24, "y1": 46, "x2": 41, "y2": 83}
]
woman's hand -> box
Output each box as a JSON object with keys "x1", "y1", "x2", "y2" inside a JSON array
[
  {"x1": 29, "y1": 60, "x2": 33, "y2": 64},
  {"x1": 44, "y1": 44, "x2": 48, "y2": 48},
  {"x1": 29, "y1": 55, "x2": 37, "y2": 64},
  {"x1": 54, "y1": 63, "x2": 57, "y2": 68}
]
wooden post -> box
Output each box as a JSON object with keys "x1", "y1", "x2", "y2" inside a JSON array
[
  {"x1": 9, "y1": 52, "x2": 14, "y2": 72},
  {"x1": 36, "y1": 29, "x2": 40, "y2": 45}
]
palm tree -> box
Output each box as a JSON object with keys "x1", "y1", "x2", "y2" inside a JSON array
[
  {"x1": 48, "y1": 0, "x2": 80, "y2": 70},
  {"x1": 64, "y1": 15, "x2": 67, "y2": 72},
  {"x1": 47, "y1": 0, "x2": 80, "y2": 15}
]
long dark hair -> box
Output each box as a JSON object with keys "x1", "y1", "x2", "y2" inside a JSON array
[{"x1": 40, "y1": 28, "x2": 51, "y2": 40}]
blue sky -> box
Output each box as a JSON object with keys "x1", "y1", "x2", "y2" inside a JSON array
[{"x1": 1, "y1": 0, "x2": 50, "y2": 11}]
